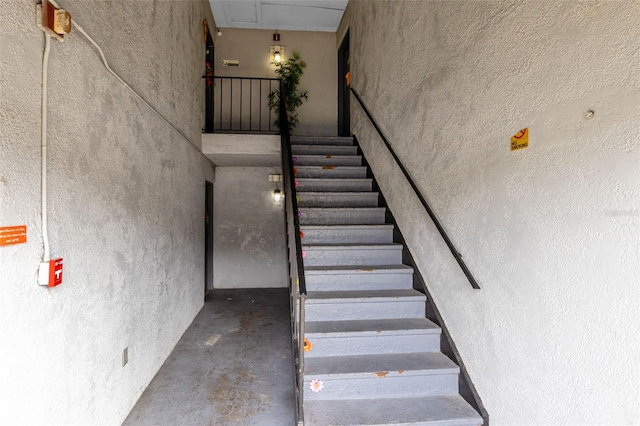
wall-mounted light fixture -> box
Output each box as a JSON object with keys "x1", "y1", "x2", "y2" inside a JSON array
[
  {"x1": 270, "y1": 46, "x2": 285, "y2": 63},
  {"x1": 269, "y1": 172, "x2": 283, "y2": 203},
  {"x1": 272, "y1": 188, "x2": 282, "y2": 203}
]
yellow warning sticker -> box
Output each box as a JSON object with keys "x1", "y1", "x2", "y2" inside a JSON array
[{"x1": 511, "y1": 128, "x2": 529, "y2": 151}]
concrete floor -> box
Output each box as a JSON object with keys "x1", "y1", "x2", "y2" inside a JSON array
[{"x1": 124, "y1": 289, "x2": 296, "y2": 426}]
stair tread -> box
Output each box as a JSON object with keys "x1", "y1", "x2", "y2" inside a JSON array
[
  {"x1": 291, "y1": 136, "x2": 354, "y2": 145},
  {"x1": 295, "y1": 154, "x2": 361, "y2": 159},
  {"x1": 306, "y1": 318, "x2": 440, "y2": 335},
  {"x1": 304, "y1": 264, "x2": 413, "y2": 274},
  {"x1": 301, "y1": 224, "x2": 392, "y2": 229},
  {"x1": 303, "y1": 243, "x2": 403, "y2": 249},
  {"x1": 305, "y1": 352, "x2": 458, "y2": 377},
  {"x1": 295, "y1": 166, "x2": 365, "y2": 170},
  {"x1": 304, "y1": 395, "x2": 483, "y2": 425},
  {"x1": 298, "y1": 191, "x2": 378, "y2": 196},
  {"x1": 292, "y1": 144, "x2": 357, "y2": 150},
  {"x1": 299, "y1": 207, "x2": 386, "y2": 212},
  {"x1": 297, "y1": 178, "x2": 371, "y2": 181},
  {"x1": 306, "y1": 289, "x2": 425, "y2": 302}
]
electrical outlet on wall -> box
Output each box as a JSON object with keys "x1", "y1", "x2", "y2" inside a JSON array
[{"x1": 122, "y1": 347, "x2": 128, "y2": 367}]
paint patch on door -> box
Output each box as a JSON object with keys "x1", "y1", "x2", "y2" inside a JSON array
[
  {"x1": 511, "y1": 128, "x2": 529, "y2": 151},
  {"x1": 0, "y1": 225, "x2": 27, "y2": 246}
]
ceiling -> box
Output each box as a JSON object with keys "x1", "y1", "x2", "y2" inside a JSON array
[{"x1": 209, "y1": 0, "x2": 348, "y2": 32}]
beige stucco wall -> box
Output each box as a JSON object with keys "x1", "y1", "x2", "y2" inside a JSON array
[
  {"x1": 213, "y1": 166, "x2": 288, "y2": 289},
  {"x1": 214, "y1": 28, "x2": 337, "y2": 136},
  {"x1": 0, "y1": 0, "x2": 215, "y2": 424},
  {"x1": 341, "y1": 1, "x2": 640, "y2": 424}
]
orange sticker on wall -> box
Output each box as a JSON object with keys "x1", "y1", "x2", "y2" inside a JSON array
[
  {"x1": 511, "y1": 128, "x2": 529, "y2": 151},
  {"x1": 0, "y1": 225, "x2": 27, "y2": 246}
]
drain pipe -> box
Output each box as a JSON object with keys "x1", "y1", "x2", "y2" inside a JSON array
[{"x1": 41, "y1": 33, "x2": 51, "y2": 262}]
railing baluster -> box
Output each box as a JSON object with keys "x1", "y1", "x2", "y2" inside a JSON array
[
  {"x1": 260, "y1": 79, "x2": 263, "y2": 131},
  {"x1": 211, "y1": 76, "x2": 279, "y2": 133},
  {"x1": 269, "y1": 80, "x2": 273, "y2": 132}
]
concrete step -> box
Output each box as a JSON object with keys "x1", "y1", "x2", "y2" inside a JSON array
[
  {"x1": 304, "y1": 395, "x2": 483, "y2": 425},
  {"x1": 304, "y1": 264, "x2": 414, "y2": 291},
  {"x1": 305, "y1": 289, "x2": 426, "y2": 321},
  {"x1": 292, "y1": 144, "x2": 359, "y2": 156},
  {"x1": 303, "y1": 243, "x2": 403, "y2": 266},
  {"x1": 303, "y1": 352, "x2": 459, "y2": 401},
  {"x1": 296, "y1": 178, "x2": 372, "y2": 192},
  {"x1": 294, "y1": 166, "x2": 368, "y2": 179},
  {"x1": 291, "y1": 136, "x2": 354, "y2": 146},
  {"x1": 293, "y1": 154, "x2": 362, "y2": 166},
  {"x1": 299, "y1": 207, "x2": 386, "y2": 226},
  {"x1": 298, "y1": 192, "x2": 379, "y2": 208},
  {"x1": 300, "y1": 224, "x2": 393, "y2": 244},
  {"x1": 304, "y1": 318, "x2": 441, "y2": 358}
]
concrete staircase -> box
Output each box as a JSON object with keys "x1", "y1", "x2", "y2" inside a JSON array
[{"x1": 291, "y1": 136, "x2": 482, "y2": 426}]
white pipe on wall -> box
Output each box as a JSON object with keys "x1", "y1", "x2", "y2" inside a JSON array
[{"x1": 41, "y1": 33, "x2": 51, "y2": 262}]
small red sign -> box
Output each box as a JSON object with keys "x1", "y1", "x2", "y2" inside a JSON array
[
  {"x1": 0, "y1": 225, "x2": 27, "y2": 246},
  {"x1": 49, "y1": 258, "x2": 63, "y2": 287}
]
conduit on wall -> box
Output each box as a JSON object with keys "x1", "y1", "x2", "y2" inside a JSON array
[{"x1": 41, "y1": 34, "x2": 51, "y2": 262}]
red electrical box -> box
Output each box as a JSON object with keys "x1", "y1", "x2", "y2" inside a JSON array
[
  {"x1": 49, "y1": 258, "x2": 63, "y2": 287},
  {"x1": 39, "y1": 258, "x2": 63, "y2": 287}
]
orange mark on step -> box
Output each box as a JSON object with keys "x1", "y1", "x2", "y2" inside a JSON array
[
  {"x1": 325, "y1": 155, "x2": 332, "y2": 159},
  {"x1": 398, "y1": 370, "x2": 405, "y2": 374},
  {"x1": 322, "y1": 166, "x2": 336, "y2": 170},
  {"x1": 303, "y1": 338, "x2": 313, "y2": 353},
  {"x1": 375, "y1": 371, "x2": 389, "y2": 378},
  {"x1": 360, "y1": 269, "x2": 374, "y2": 272}
]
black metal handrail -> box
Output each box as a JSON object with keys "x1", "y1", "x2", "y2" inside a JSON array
[
  {"x1": 278, "y1": 86, "x2": 307, "y2": 425},
  {"x1": 280, "y1": 99, "x2": 307, "y2": 296},
  {"x1": 350, "y1": 87, "x2": 481, "y2": 290},
  {"x1": 209, "y1": 76, "x2": 279, "y2": 133}
]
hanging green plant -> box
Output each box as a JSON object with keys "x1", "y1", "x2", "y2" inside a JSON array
[{"x1": 268, "y1": 52, "x2": 308, "y2": 132}]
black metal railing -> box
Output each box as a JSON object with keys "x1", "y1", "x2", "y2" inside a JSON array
[
  {"x1": 209, "y1": 76, "x2": 280, "y2": 133},
  {"x1": 350, "y1": 87, "x2": 481, "y2": 290},
  {"x1": 278, "y1": 91, "x2": 307, "y2": 425}
]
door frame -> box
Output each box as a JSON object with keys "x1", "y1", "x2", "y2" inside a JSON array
[
  {"x1": 337, "y1": 30, "x2": 350, "y2": 137},
  {"x1": 204, "y1": 181, "x2": 214, "y2": 293}
]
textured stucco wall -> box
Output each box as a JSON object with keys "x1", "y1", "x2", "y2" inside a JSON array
[
  {"x1": 341, "y1": 1, "x2": 640, "y2": 424},
  {"x1": 214, "y1": 28, "x2": 337, "y2": 136},
  {"x1": 0, "y1": 0, "x2": 215, "y2": 424},
  {"x1": 213, "y1": 167, "x2": 287, "y2": 288}
]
